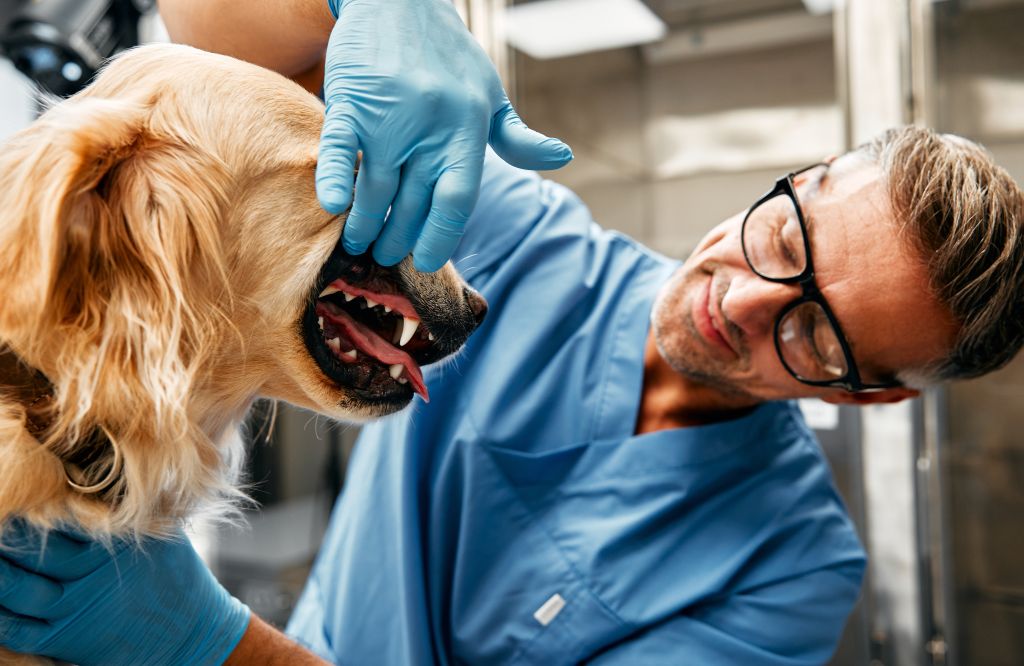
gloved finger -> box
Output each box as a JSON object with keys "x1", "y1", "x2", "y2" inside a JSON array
[
  {"x1": 343, "y1": 155, "x2": 401, "y2": 255},
  {"x1": 0, "y1": 557, "x2": 64, "y2": 619},
  {"x1": 372, "y1": 158, "x2": 436, "y2": 266},
  {"x1": 0, "y1": 609, "x2": 53, "y2": 654},
  {"x1": 488, "y1": 99, "x2": 573, "y2": 172},
  {"x1": 316, "y1": 103, "x2": 361, "y2": 215},
  {"x1": 1, "y1": 529, "x2": 118, "y2": 580},
  {"x1": 413, "y1": 159, "x2": 484, "y2": 273}
]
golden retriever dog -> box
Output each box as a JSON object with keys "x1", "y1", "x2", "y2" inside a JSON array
[{"x1": 0, "y1": 43, "x2": 485, "y2": 664}]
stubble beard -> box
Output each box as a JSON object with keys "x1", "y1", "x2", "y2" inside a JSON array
[{"x1": 651, "y1": 269, "x2": 759, "y2": 402}]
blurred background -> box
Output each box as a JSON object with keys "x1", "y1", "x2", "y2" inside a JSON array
[{"x1": 1, "y1": 0, "x2": 1022, "y2": 664}]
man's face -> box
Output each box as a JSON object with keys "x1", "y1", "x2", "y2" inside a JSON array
[{"x1": 651, "y1": 153, "x2": 958, "y2": 403}]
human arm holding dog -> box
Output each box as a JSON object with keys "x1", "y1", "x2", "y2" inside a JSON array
[
  {"x1": 0, "y1": 527, "x2": 300, "y2": 665},
  {"x1": 159, "y1": 0, "x2": 572, "y2": 272},
  {"x1": 225, "y1": 615, "x2": 330, "y2": 666}
]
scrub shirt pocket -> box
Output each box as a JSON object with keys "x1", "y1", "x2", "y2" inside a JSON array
[
  {"x1": 446, "y1": 405, "x2": 795, "y2": 665},
  {"x1": 444, "y1": 440, "x2": 630, "y2": 666}
]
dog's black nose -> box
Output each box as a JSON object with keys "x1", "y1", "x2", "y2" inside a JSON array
[{"x1": 465, "y1": 287, "x2": 488, "y2": 326}]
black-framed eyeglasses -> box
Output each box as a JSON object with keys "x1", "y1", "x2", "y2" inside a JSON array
[{"x1": 740, "y1": 163, "x2": 901, "y2": 393}]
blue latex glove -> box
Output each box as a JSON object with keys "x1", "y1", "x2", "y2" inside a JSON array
[
  {"x1": 319, "y1": 0, "x2": 573, "y2": 272},
  {"x1": 0, "y1": 526, "x2": 249, "y2": 665}
]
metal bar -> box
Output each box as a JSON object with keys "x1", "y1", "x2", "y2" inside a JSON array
[
  {"x1": 931, "y1": 386, "x2": 959, "y2": 666},
  {"x1": 838, "y1": 1, "x2": 931, "y2": 664},
  {"x1": 907, "y1": 1, "x2": 956, "y2": 661},
  {"x1": 908, "y1": 0, "x2": 937, "y2": 126},
  {"x1": 466, "y1": 0, "x2": 512, "y2": 87}
]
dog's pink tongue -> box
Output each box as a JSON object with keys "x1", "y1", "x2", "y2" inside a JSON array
[{"x1": 317, "y1": 304, "x2": 428, "y2": 401}]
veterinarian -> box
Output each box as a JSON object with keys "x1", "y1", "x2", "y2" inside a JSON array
[{"x1": 2, "y1": 1, "x2": 1023, "y2": 665}]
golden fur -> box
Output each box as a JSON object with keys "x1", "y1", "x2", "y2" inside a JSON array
[{"x1": 0, "y1": 44, "x2": 480, "y2": 663}]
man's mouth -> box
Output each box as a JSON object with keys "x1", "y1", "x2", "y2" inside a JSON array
[
  {"x1": 695, "y1": 277, "x2": 738, "y2": 357},
  {"x1": 301, "y1": 253, "x2": 448, "y2": 405}
]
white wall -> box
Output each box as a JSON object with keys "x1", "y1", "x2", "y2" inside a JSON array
[
  {"x1": 515, "y1": 37, "x2": 841, "y2": 259},
  {"x1": 0, "y1": 59, "x2": 35, "y2": 141}
]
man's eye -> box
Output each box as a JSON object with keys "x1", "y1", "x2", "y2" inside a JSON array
[
  {"x1": 811, "y1": 322, "x2": 846, "y2": 376},
  {"x1": 774, "y1": 215, "x2": 801, "y2": 266},
  {"x1": 798, "y1": 311, "x2": 835, "y2": 372}
]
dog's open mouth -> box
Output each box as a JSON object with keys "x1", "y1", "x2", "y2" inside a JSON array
[
  {"x1": 312, "y1": 275, "x2": 434, "y2": 400},
  {"x1": 300, "y1": 245, "x2": 473, "y2": 407}
]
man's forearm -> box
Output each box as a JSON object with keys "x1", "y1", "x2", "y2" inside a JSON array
[
  {"x1": 157, "y1": 0, "x2": 333, "y2": 77},
  {"x1": 224, "y1": 614, "x2": 331, "y2": 665}
]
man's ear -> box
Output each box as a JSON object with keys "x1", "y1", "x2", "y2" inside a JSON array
[{"x1": 820, "y1": 387, "x2": 921, "y2": 406}]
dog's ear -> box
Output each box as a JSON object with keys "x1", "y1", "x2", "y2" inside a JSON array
[
  {"x1": 1, "y1": 96, "x2": 230, "y2": 332},
  {"x1": 0, "y1": 96, "x2": 238, "y2": 533},
  {"x1": 1, "y1": 98, "x2": 130, "y2": 333}
]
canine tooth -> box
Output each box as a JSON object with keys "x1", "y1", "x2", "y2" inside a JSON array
[
  {"x1": 318, "y1": 317, "x2": 324, "y2": 330},
  {"x1": 344, "y1": 292, "x2": 357, "y2": 302},
  {"x1": 427, "y1": 332, "x2": 435, "y2": 342},
  {"x1": 320, "y1": 285, "x2": 340, "y2": 297},
  {"x1": 364, "y1": 296, "x2": 378, "y2": 309},
  {"x1": 343, "y1": 349, "x2": 357, "y2": 359},
  {"x1": 326, "y1": 337, "x2": 341, "y2": 352},
  {"x1": 384, "y1": 305, "x2": 392, "y2": 313},
  {"x1": 399, "y1": 317, "x2": 420, "y2": 346},
  {"x1": 388, "y1": 363, "x2": 403, "y2": 379},
  {"x1": 397, "y1": 377, "x2": 408, "y2": 385}
]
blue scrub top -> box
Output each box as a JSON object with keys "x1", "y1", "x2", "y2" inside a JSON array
[{"x1": 286, "y1": 152, "x2": 866, "y2": 665}]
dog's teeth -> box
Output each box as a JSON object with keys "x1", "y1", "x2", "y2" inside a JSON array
[
  {"x1": 326, "y1": 337, "x2": 341, "y2": 352},
  {"x1": 343, "y1": 291, "x2": 357, "y2": 302},
  {"x1": 364, "y1": 296, "x2": 378, "y2": 309},
  {"x1": 427, "y1": 332, "x2": 435, "y2": 342},
  {"x1": 383, "y1": 305, "x2": 392, "y2": 313},
  {"x1": 320, "y1": 285, "x2": 340, "y2": 297},
  {"x1": 399, "y1": 317, "x2": 420, "y2": 346},
  {"x1": 318, "y1": 317, "x2": 324, "y2": 330},
  {"x1": 397, "y1": 376, "x2": 408, "y2": 385},
  {"x1": 388, "y1": 363, "x2": 403, "y2": 379},
  {"x1": 343, "y1": 349, "x2": 357, "y2": 359}
]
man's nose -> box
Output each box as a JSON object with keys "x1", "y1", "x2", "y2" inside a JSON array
[{"x1": 721, "y1": 276, "x2": 801, "y2": 339}]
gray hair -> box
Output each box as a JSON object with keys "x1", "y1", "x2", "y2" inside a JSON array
[{"x1": 860, "y1": 126, "x2": 1024, "y2": 384}]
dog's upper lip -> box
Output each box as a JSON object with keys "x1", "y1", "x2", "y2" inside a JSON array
[{"x1": 319, "y1": 277, "x2": 420, "y2": 321}]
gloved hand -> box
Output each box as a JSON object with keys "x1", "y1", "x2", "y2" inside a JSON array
[
  {"x1": 319, "y1": 0, "x2": 573, "y2": 272},
  {"x1": 0, "y1": 525, "x2": 250, "y2": 666}
]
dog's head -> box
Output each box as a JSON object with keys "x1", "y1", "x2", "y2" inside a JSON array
[{"x1": 0, "y1": 44, "x2": 485, "y2": 536}]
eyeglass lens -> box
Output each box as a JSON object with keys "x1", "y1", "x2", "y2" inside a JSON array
[
  {"x1": 743, "y1": 194, "x2": 807, "y2": 279},
  {"x1": 777, "y1": 301, "x2": 849, "y2": 381},
  {"x1": 743, "y1": 188, "x2": 848, "y2": 382}
]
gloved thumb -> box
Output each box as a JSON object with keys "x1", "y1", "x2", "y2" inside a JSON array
[{"x1": 489, "y1": 99, "x2": 573, "y2": 171}]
